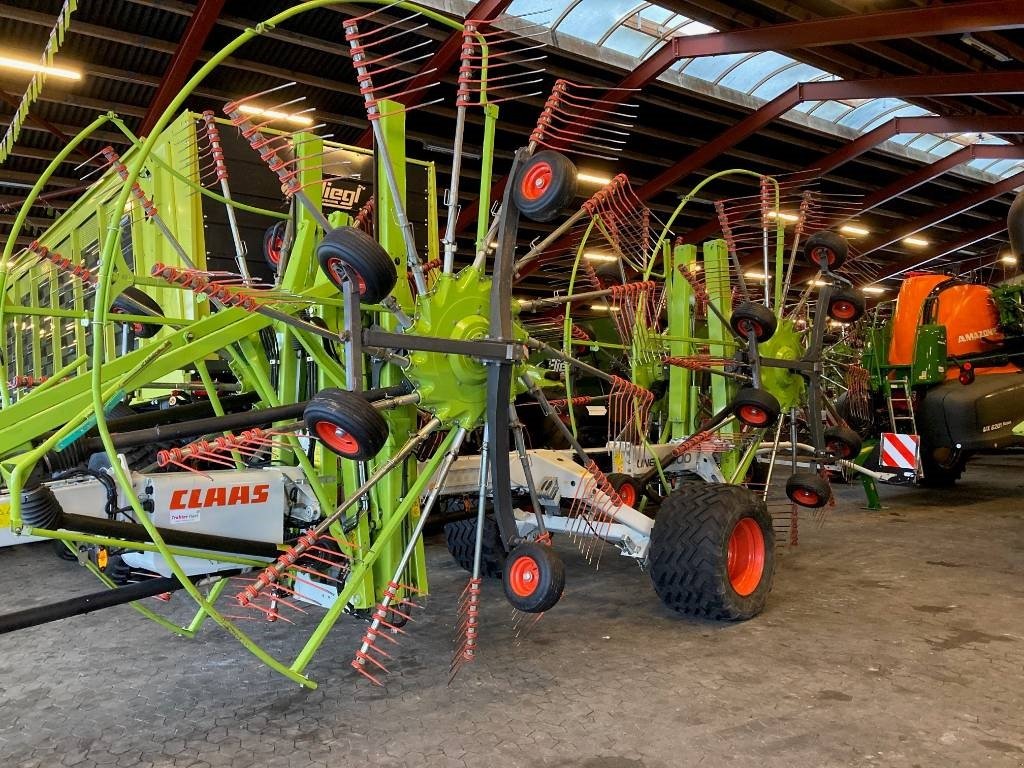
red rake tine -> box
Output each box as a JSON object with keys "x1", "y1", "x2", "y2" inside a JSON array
[
  {"x1": 354, "y1": 649, "x2": 389, "y2": 675},
  {"x1": 351, "y1": 661, "x2": 385, "y2": 687}
]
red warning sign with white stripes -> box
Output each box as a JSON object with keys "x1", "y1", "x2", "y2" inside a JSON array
[{"x1": 880, "y1": 433, "x2": 920, "y2": 470}]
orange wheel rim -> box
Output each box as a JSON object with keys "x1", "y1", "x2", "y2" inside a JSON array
[
  {"x1": 727, "y1": 518, "x2": 765, "y2": 596},
  {"x1": 793, "y1": 487, "x2": 819, "y2": 506},
  {"x1": 618, "y1": 482, "x2": 637, "y2": 507},
  {"x1": 508, "y1": 555, "x2": 540, "y2": 597},
  {"x1": 315, "y1": 420, "x2": 359, "y2": 455},
  {"x1": 521, "y1": 161, "x2": 552, "y2": 201},
  {"x1": 738, "y1": 404, "x2": 768, "y2": 426}
]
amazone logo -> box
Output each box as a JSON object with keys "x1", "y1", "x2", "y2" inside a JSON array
[
  {"x1": 957, "y1": 327, "x2": 998, "y2": 344},
  {"x1": 169, "y1": 484, "x2": 270, "y2": 510}
]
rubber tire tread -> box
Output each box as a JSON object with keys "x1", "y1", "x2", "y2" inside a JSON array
[
  {"x1": 828, "y1": 288, "x2": 865, "y2": 323},
  {"x1": 264, "y1": 221, "x2": 286, "y2": 270},
  {"x1": 918, "y1": 444, "x2": 967, "y2": 487},
  {"x1": 111, "y1": 287, "x2": 163, "y2": 339},
  {"x1": 804, "y1": 230, "x2": 848, "y2": 271},
  {"x1": 443, "y1": 515, "x2": 506, "y2": 579},
  {"x1": 502, "y1": 542, "x2": 566, "y2": 613},
  {"x1": 785, "y1": 471, "x2": 832, "y2": 508},
  {"x1": 649, "y1": 483, "x2": 774, "y2": 621},
  {"x1": 316, "y1": 226, "x2": 397, "y2": 304},
  {"x1": 304, "y1": 388, "x2": 389, "y2": 460},
  {"x1": 513, "y1": 150, "x2": 578, "y2": 223},
  {"x1": 730, "y1": 301, "x2": 777, "y2": 343},
  {"x1": 732, "y1": 387, "x2": 781, "y2": 428}
]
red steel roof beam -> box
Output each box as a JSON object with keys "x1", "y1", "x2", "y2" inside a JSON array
[
  {"x1": 679, "y1": 117, "x2": 1024, "y2": 246},
  {"x1": 637, "y1": 71, "x2": 1024, "y2": 203},
  {"x1": 858, "y1": 143, "x2": 1024, "y2": 215},
  {"x1": 860, "y1": 169, "x2": 1024, "y2": 257},
  {"x1": 668, "y1": 1, "x2": 1024, "y2": 59},
  {"x1": 878, "y1": 219, "x2": 1008, "y2": 280},
  {"x1": 140, "y1": 0, "x2": 226, "y2": 136}
]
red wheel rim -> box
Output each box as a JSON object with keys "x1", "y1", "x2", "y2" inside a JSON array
[
  {"x1": 326, "y1": 256, "x2": 367, "y2": 294},
  {"x1": 267, "y1": 235, "x2": 283, "y2": 264},
  {"x1": 508, "y1": 555, "x2": 540, "y2": 598},
  {"x1": 792, "y1": 487, "x2": 820, "y2": 506},
  {"x1": 738, "y1": 403, "x2": 768, "y2": 426},
  {"x1": 828, "y1": 440, "x2": 852, "y2": 459},
  {"x1": 111, "y1": 306, "x2": 145, "y2": 334},
  {"x1": 737, "y1": 319, "x2": 763, "y2": 339},
  {"x1": 520, "y1": 161, "x2": 552, "y2": 201},
  {"x1": 727, "y1": 517, "x2": 765, "y2": 596},
  {"x1": 812, "y1": 246, "x2": 836, "y2": 265},
  {"x1": 617, "y1": 482, "x2": 637, "y2": 507},
  {"x1": 831, "y1": 301, "x2": 856, "y2": 320},
  {"x1": 315, "y1": 420, "x2": 360, "y2": 456}
]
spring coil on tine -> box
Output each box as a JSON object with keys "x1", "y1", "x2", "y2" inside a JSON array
[
  {"x1": 547, "y1": 395, "x2": 592, "y2": 409},
  {"x1": 151, "y1": 263, "x2": 259, "y2": 312},
  {"x1": 200, "y1": 111, "x2": 229, "y2": 182},
  {"x1": 583, "y1": 460, "x2": 623, "y2": 508},
  {"x1": 101, "y1": 147, "x2": 158, "y2": 219}
]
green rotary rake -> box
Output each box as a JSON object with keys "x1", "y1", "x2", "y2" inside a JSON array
[{"x1": 0, "y1": 1, "x2": 866, "y2": 690}]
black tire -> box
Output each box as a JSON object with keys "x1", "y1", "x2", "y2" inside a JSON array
[
  {"x1": 785, "y1": 472, "x2": 832, "y2": 508},
  {"x1": 104, "y1": 553, "x2": 136, "y2": 585},
  {"x1": 836, "y1": 391, "x2": 874, "y2": 437},
  {"x1": 608, "y1": 473, "x2": 643, "y2": 508},
  {"x1": 730, "y1": 302, "x2": 777, "y2": 343},
  {"x1": 648, "y1": 483, "x2": 774, "y2": 621},
  {"x1": 316, "y1": 226, "x2": 397, "y2": 304},
  {"x1": 512, "y1": 150, "x2": 578, "y2": 223},
  {"x1": 111, "y1": 287, "x2": 163, "y2": 339},
  {"x1": 918, "y1": 444, "x2": 968, "y2": 487},
  {"x1": 264, "y1": 222, "x2": 287, "y2": 271},
  {"x1": 824, "y1": 425, "x2": 863, "y2": 460},
  {"x1": 53, "y1": 539, "x2": 78, "y2": 561},
  {"x1": 732, "y1": 388, "x2": 781, "y2": 428},
  {"x1": 828, "y1": 289, "x2": 865, "y2": 323},
  {"x1": 804, "y1": 231, "x2": 848, "y2": 271},
  {"x1": 502, "y1": 542, "x2": 565, "y2": 613},
  {"x1": 302, "y1": 315, "x2": 339, "y2": 361},
  {"x1": 304, "y1": 388, "x2": 389, "y2": 460},
  {"x1": 443, "y1": 515, "x2": 506, "y2": 579}
]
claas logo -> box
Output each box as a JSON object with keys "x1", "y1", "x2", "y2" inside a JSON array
[{"x1": 169, "y1": 484, "x2": 271, "y2": 510}]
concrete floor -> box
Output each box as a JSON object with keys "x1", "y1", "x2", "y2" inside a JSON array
[{"x1": 0, "y1": 457, "x2": 1022, "y2": 768}]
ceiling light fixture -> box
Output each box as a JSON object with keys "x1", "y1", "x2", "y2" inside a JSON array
[
  {"x1": 583, "y1": 251, "x2": 618, "y2": 263},
  {"x1": 590, "y1": 304, "x2": 620, "y2": 313},
  {"x1": 766, "y1": 211, "x2": 799, "y2": 223},
  {"x1": 1001, "y1": 253, "x2": 1018, "y2": 265},
  {"x1": 0, "y1": 54, "x2": 81, "y2": 80},
  {"x1": 744, "y1": 270, "x2": 767, "y2": 280},
  {"x1": 577, "y1": 172, "x2": 613, "y2": 186},
  {"x1": 237, "y1": 103, "x2": 314, "y2": 126},
  {"x1": 903, "y1": 236, "x2": 929, "y2": 247},
  {"x1": 861, "y1": 285, "x2": 887, "y2": 295},
  {"x1": 839, "y1": 224, "x2": 870, "y2": 237},
  {"x1": 960, "y1": 33, "x2": 1011, "y2": 63}
]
